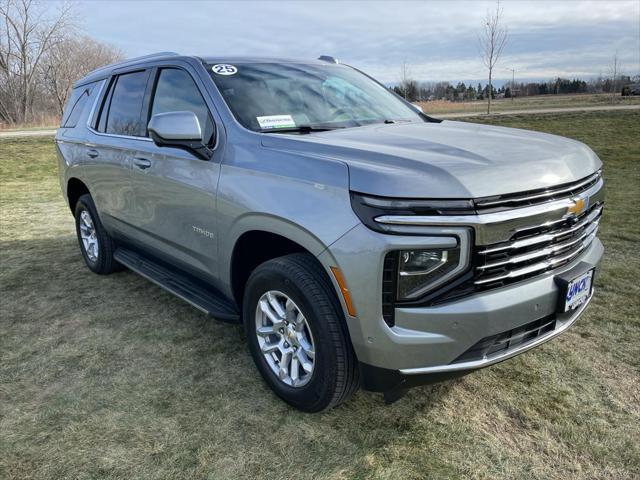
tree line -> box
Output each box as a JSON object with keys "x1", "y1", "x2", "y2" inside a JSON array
[
  {"x1": 1, "y1": 0, "x2": 122, "y2": 127},
  {"x1": 393, "y1": 74, "x2": 637, "y2": 103}
]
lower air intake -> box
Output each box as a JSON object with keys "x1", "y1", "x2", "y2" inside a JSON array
[{"x1": 453, "y1": 315, "x2": 556, "y2": 364}]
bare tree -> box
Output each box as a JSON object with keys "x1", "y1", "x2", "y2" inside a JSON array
[
  {"x1": 609, "y1": 52, "x2": 621, "y2": 103},
  {"x1": 478, "y1": 1, "x2": 508, "y2": 114},
  {"x1": 398, "y1": 60, "x2": 411, "y2": 100},
  {"x1": 0, "y1": 0, "x2": 73, "y2": 124},
  {"x1": 42, "y1": 36, "x2": 122, "y2": 115}
]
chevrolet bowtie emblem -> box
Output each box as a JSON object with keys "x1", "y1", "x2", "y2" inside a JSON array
[{"x1": 567, "y1": 197, "x2": 588, "y2": 216}]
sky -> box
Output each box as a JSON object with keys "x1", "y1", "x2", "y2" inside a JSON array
[{"x1": 74, "y1": 0, "x2": 640, "y2": 85}]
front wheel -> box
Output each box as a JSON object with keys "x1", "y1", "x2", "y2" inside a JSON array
[{"x1": 243, "y1": 253, "x2": 359, "y2": 412}]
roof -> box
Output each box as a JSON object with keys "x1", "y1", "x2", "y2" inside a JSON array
[{"x1": 74, "y1": 52, "x2": 339, "y2": 88}]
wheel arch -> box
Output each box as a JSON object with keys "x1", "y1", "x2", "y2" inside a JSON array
[
  {"x1": 66, "y1": 177, "x2": 91, "y2": 213},
  {"x1": 229, "y1": 230, "x2": 305, "y2": 305},
  {"x1": 226, "y1": 215, "x2": 335, "y2": 308}
]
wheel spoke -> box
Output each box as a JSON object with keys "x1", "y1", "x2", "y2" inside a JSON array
[
  {"x1": 296, "y1": 315, "x2": 310, "y2": 333},
  {"x1": 256, "y1": 326, "x2": 275, "y2": 337},
  {"x1": 279, "y1": 351, "x2": 291, "y2": 379},
  {"x1": 285, "y1": 299, "x2": 297, "y2": 321},
  {"x1": 267, "y1": 292, "x2": 286, "y2": 318},
  {"x1": 259, "y1": 299, "x2": 281, "y2": 325},
  {"x1": 261, "y1": 341, "x2": 279, "y2": 354},
  {"x1": 302, "y1": 346, "x2": 314, "y2": 360},
  {"x1": 297, "y1": 350, "x2": 313, "y2": 373},
  {"x1": 299, "y1": 334, "x2": 313, "y2": 353},
  {"x1": 290, "y1": 356, "x2": 300, "y2": 384}
]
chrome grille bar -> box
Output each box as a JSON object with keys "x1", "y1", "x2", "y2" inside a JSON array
[
  {"x1": 475, "y1": 230, "x2": 598, "y2": 286},
  {"x1": 478, "y1": 205, "x2": 603, "y2": 254},
  {"x1": 475, "y1": 171, "x2": 602, "y2": 208},
  {"x1": 477, "y1": 220, "x2": 600, "y2": 270}
]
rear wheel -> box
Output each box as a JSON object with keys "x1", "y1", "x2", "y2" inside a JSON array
[
  {"x1": 243, "y1": 253, "x2": 359, "y2": 412},
  {"x1": 74, "y1": 194, "x2": 121, "y2": 274}
]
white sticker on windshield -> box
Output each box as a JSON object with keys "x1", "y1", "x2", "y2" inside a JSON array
[
  {"x1": 212, "y1": 64, "x2": 237, "y2": 75},
  {"x1": 257, "y1": 115, "x2": 296, "y2": 130}
]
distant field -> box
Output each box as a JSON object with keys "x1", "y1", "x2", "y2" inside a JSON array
[
  {"x1": 1, "y1": 111, "x2": 639, "y2": 479},
  {"x1": 418, "y1": 92, "x2": 640, "y2": 114}
]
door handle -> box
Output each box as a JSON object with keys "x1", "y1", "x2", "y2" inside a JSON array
[
  {"x1": 87, "y1": 148, "x2": 99, "y2": 158},
  {"x1": 133, "y1": 157, "x2": 152, "y2": 170}
]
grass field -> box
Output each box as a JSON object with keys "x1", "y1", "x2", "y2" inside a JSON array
[
  {"x1": 418, "y1": 92, "x2": 640, "y2": 115},
  {"x1": 1, "y1": 111, "x2": 639, "y2": 479}
]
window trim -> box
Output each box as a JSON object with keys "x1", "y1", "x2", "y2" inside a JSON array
[{"x1": 86, "y1": 79, "x2": 106, "y2": 129}]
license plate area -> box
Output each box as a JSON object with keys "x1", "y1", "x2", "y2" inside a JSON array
[{"x1": 556, "y1": 267, "x2": 595, "y2": 313}]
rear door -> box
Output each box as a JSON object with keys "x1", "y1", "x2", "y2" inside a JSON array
[
  {"x1": 84, "y1": 69, "x2": 152, "y2": 235},
  {"x1": 129, "y1": 65, "x2": 222, "y2": 281}
]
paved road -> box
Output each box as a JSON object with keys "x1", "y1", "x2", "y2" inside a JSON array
[
  {"x1": 1, "y1": 104, "x2": 638, "y2": 137},
  {"x1": 435, "y1": 104, "x2": 640, "y2": 119},
  {"x1": 0, "y1": 129, "x2": 57, "y2": 138}
]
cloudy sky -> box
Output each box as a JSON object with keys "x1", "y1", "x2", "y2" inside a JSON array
[{"x1": 75, "y1": 0, "x2": 640, "y2": 84}]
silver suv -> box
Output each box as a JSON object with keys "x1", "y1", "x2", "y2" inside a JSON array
[{"x1": 56, "y1": 53, "x2": 604, "y2": 411}]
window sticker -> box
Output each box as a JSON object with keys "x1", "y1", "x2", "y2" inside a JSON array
[
  {"x1": 212, "y1": 64, "x2": 238, "y2": 75},
  {"x1": 256, "y1": 114, "x2": 296, "y2": 130}
]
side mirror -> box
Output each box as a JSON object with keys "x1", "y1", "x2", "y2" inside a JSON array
[
  {"x1": 148, "y1": 111, "x2": 213, "y2": 160},
  {"x1": 411, "y1": 103, "x2": 424, "y2": 113}
]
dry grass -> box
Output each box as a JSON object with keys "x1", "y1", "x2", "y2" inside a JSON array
[
  {"x1": 0, "y1": 114, "x2": 60, "y2": 132},
  {"x1": 418, "y1": 93, "x2": 640, "y2": 115},
  {"x1": 1, "y1": 111, "x2": 639, "y2": 479}
]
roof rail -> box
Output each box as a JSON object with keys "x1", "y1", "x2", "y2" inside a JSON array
[
  {"x1": 107, "y1": 51, "x2": 181, "y2": 70},
  {"x1": 74, "y1": 51, "x2": 182, "y2": 87},
  {"x1": 318, "y1": 55, "x2": 339, "y2": 64}
]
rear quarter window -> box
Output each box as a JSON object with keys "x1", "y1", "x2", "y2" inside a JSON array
[{"x1": 60, "y1": 85, "x2": 93, "y2": 128}]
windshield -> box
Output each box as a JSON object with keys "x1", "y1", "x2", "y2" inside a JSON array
[{"x1": 208, "y1": 62, "x2": 424, "y2": 132}]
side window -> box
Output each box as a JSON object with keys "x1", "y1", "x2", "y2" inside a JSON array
[
  {"x1": 60, "y1": 85, "x2": 92, "y2": 128},
  {"x1": 151, "y1": 68, "x2": 214, "y2": 144},
  {"x1": 101, "y1": 70, "x2": 149, "y2": 137}
]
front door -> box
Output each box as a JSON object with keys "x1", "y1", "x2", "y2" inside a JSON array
[{"x1": 129, "y1": 66, "x2": 222, "y2": 281}]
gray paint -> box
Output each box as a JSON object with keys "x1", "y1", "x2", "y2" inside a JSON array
[{"x1": 260, "y1": 120, "x2": 602, "y2": 198}]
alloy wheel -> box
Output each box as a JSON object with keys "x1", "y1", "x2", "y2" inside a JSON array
[
  {"x1": 255, "y1": 290, "x2": 316, "y2": 387},
  {"x1": 79, "y1": 209, "x2": 99, "y2": 262}
]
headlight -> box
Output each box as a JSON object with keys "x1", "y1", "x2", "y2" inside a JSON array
[
  {"x1": 350, "y1": 192, "x2": 475, "y2": 233},
  {"x1": 396, "y1": 248, "x2": 461, "y2": 300}
]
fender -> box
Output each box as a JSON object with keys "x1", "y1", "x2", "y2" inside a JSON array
[{"x1": 219, "y1": 212, "x2": 358, "y2": 300}]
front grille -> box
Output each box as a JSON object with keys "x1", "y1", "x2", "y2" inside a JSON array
[
  {"x1": 474, "y1": 170, "x2": 602, "y2": 212},
  {"x1": 453, "y1": 315, "x2": 556, "y2": 364},
  {"x1": 473, "y1": 202, "x2": 603, "y2": 291}
]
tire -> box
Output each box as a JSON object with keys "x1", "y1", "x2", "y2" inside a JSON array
[
  {"x1": 243, "y1": 253, "x2": 359, "y2": 412},
  {"x1": 74, "y1": 194, "x2": 121, "y2": 274}
]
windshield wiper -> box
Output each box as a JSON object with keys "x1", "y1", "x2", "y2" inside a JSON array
[{"x1": 259, "y1": 125, "x2": 343, "y2": 134}]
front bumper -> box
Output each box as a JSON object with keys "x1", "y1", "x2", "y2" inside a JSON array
[{"x1": 320, "y1": 222, "x2": 603, "y2": 392}]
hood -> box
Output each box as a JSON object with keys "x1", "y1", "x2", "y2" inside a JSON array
[{"x1": 259, "y1": 120, "x2": 602, "y2": 198}]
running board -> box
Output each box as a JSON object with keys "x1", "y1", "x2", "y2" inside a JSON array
[{"x1": 114, "y1": 247, "x2": 240, "y2": 322}]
